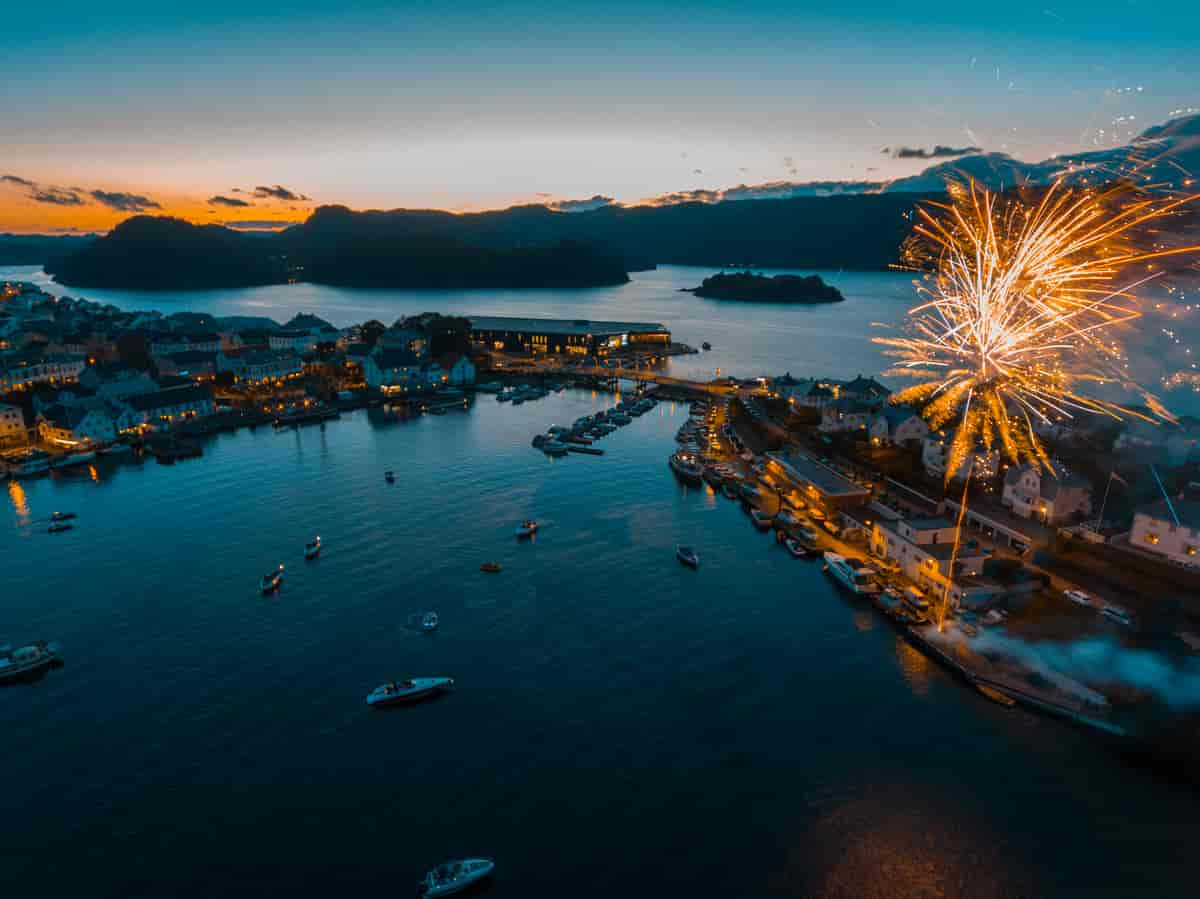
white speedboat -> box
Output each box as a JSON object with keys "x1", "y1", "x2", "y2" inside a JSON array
[
  {"x1": 419, "y1": 858, "x2": 495, "y2": 897},
  {"x1": 260, "y1": 564, "x2": 284, "y2": 594},
  {"x1": 676, "y1": 545, "x2": 699, "y2": 568},
  {"x1": 0, "y1": 641, "x2": 61, "y2": 682},
  {"x1": 515, "y1": 520, "x2": 539, "y2": 538},
  {"x1": 305, "y1": 536, "x2": 322, "y2": 560},
  {"x1": 822, "y1": 552, "x2": 879, "y2": 595},
  {"x1": 366, "y1": 677, "x2": 454, "y2": 707}
]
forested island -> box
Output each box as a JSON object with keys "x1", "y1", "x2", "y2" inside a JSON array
[{"x1": 684, "y1": 271, "x2": 845, "y2": 303}]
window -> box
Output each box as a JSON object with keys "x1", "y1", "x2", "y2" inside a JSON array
[
  {"x1": 1145, "y1": 532, "x2": 1159, "y2": 545},
  {"x1": 1187, "y1": 545, "x2": 1197, "y2": 557}
]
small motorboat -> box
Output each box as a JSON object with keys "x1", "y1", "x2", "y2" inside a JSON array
[
  {"x1": 480, "y1": 562, "x2": 502, "y2": 573},
  {"x1": 419, "y1": 858, "x2": 495, "y2": 897},
  {"x1": 0, "y1": 640, "x2": 62, "y2": 682},
  {"x1": 749, "y1": 509, "x2": 775, "y2": 531},
  {"x1": 366, "y1": 677, "x2": 454, "y2": 707},
  {"x1": 421, "y1": 611, "x2": 440, "y2": 632},
  {"x1": 47, "y1": 522, "x2": 74, "y2": 534},
  {"x1": 784, "y1": 538, "x2": 811, "y2": 559},
  {"x1": 384, "y1": 470, "x2": 395, "y2": 484},
  {"x1": 305, "y1": 536, "x2": 322, "y2": 560},
  {"x1": 702, "y1": 341, "x2": 712, "y2": 351},
  {"x1": 676, "y1": 545, "x2": 699, "y2": 568},
  {"x1": 515, "y1": 520, "x2": 539, "y2": 539},
  {"x1": 50, "y1": 511, "x2": 77, "y2": 522},
  {"x1": 260, "y1": 564, "x2": 284, "y2": 594}
]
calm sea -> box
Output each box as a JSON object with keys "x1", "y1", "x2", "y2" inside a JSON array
[{"x1": 2, "y1": 265, "x2": 1198, "y2": 897}]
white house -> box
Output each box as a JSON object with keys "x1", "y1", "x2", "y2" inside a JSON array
[
  {"x1": 1002, "y1": 463, "x2": 1093, "y2": 525},
  {"x1": 363, "y1": 347, "x2": 434, "y2": 394},
  {"x1": 79, "y1": 365, "x2": 159, "y2": 400},
  {"x1": 1129, "y1": 497, "x2": 1200, "y2": 566},
  {"x1": 37, "y1": 403, "x2": 117, "y2": 447},
  {"x1": 116, "y1": 385, "x2": 216, "y2": 432},
  {"x1": 922, "y1": 433, "x2": 1000, "y2": 482},
  {"x1": 818, "y1": 398, "x2": 875, "y2": 433},
  {"x1": 869, "y1": 515, "x2": 988, "y2": 598},
  {"x1": 0, "y1": 352, "x2": 86, "y2": 390},
  {"x1": 869, "y1": 406, "x2": 930, "y2": 447}
]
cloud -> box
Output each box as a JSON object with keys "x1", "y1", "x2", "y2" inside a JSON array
[
  {"x1": 1, "y1": 174, "x2": 34, "y2": 187},
  {"x1": 223, "y1": 219, "x2": 302, "y2": 230},
  {"x1": 32, "y1": 187, "x2": 86, "y2": 206},
  {"x1": 641, "y1": 179, "x2": 885, "y2": 206},
  {"x1": 252, "y1": 184, "x2": 310, "y2": 202},
  {"x1": 89, "y1": 190, "x2": 161, "y2": 212},
  {"x1": 546, "y1": 194, "x2": 616, "y2": 213},
  {"x1": 884, "y1": 144, "x2": 982, "y2": 160},
  {"x1": 209, "y1": 195, "x2": 252, "y2": 207}
]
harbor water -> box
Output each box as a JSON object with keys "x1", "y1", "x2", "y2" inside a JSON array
[{"x1": 2, "y1": 388, "x2": 1197, "y2": 898}]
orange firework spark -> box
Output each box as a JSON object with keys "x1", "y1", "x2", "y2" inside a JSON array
[{"x1": 875, "y1": 177, "x2": 1199, "y2": 480}]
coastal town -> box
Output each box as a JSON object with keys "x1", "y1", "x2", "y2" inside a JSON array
[{"x1": 4, "y1": 275, "x2": 1200, "y2": 733}]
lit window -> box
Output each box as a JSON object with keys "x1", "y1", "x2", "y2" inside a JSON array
[
  {"x1": 1187, "y1": 545, "x2": 1197, "y2": 556},
  {"x1": 1145, "y1": 532, "x2": 1160, "y2": 545}
]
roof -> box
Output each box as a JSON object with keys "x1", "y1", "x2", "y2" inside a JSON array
[
  {"x1": 467, "y1": 315, "x2": 668, "y2": 336},
  {"x1": 878, "y1": 405, "x2": 921, "y2": 426},
  {"x1": 807, "y1": 384, "x2": 834, "y2": 398},
  {"x1": 767, "y1": 451, "x2": 870, "y2": 500},
  {"x1": 1136, "y1": 497, "x2": 1200, "y2": 530},
  {"x1": 842, "y1": 375, "x2": 890, "y2": 396},
  {"x1": 1003, "y1": 463, "x2": 1091, "y2": 497},
  {"x1": 905, "y1": 516, "x2": 954, "y2": 530},
  {"x1": 372, "y1": 348, "x2": 420, "y2": 369},
  {"x1": 125, "y1": 385, "x2": 213, "y2": 411},
  {"x1": 39, "y1": 403, "x2": 93, "y2": 429}
]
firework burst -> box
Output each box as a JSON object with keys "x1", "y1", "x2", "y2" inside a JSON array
[{"x1": 875, "y1": 178, "x2": 1199, "y2": 480}]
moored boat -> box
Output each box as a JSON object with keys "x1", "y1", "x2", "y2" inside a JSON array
[
  {"x1": 750, "y1": 509, "x2": 774, "y2": 530},
  {"x1": 4, "y1": 450, "x2": 51, "y2": 478},
  {"x1": 260, "y1": 564, "x2": 284, "y2": 594},
  {"x1": 50, "y1": 450, "x2": 97, "y2": 470},
  {"x1": 419, "y1": 858, "x2": 495, "y2": 897},
  {"x1": 0, "y1": 640, "x2": 61, "y2": 682},
  {"x1": 366, "y1": 677, "x2": 454, "y2": 707},
  {"x1": 822, "y1": 552, "x2": 880, "y2": 595},
  {"x1": 668, "y1": 452, "x2": 704, "y2": 485},
  {"x1": 784, "y1": 537, "x2": 812, "y2": 558},
  {"x1": 676, "y1": 544, "x2": 699, "y2": 568}
]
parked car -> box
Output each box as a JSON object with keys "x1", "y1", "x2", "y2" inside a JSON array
[
  {"x1": 1102, "y1": 605, "x2": 1134, "y2": 627},
  {"x1": 1063, "y1": 589, "x2": 1094, "y2": 607}
]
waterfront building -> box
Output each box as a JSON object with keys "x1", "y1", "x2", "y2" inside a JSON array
[
  {"x1": 439, "y1": 353, "x2": 476, "y2": 386},
  {"x1": 1001, "y1": 463, "x2": 1093, "y2": 525},
  {"x1": 363, "y1": 348, "x2": 445, "y2": 394},
  {"x1": 764, "y1": 450, "x2": 870, "y2": 510},
  {"x1": 869, "y1": 515, "x2": 988, "y2": 599},
  {"x1": 868, "y1": 406, "x2": 929, "y2": 447},
  {"x1": 149, "y1": 332, "x2": 222, "y2": 355},
  {"x1": 0, "y1": 402, "x2": 27, "y2": 447},
  {"x1": 467, "y1": 315, "x2": 669, "y2": 356},
  {"x1": 378, "y1": 326, "x2": 429, "y2": 358},
  {"x1": 922, "y1": 433, "x2": 1000, "y2": 482},
  {"x1": 218, "y1": 349, "x2": 304, "y2": 384},
  {"x1": 37, "y1": 403, "x2": 117, "y2": 448},
  {"x1": 157, "y1": 350, "x2": 220, "y2": 381},
  {"x1": 1129, "y1": 496, "x2": 1200, "y2": 566},
  {"x1": 115, "y1": 385, "x2": 216, "y2": 431}
]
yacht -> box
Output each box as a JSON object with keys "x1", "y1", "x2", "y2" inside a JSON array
[
  {"x1": 260, "y1": 564, "x2": 284, "y2": 594},
  {"x1": 0, "y1": 641, "x2": 61, "y2": 682},
  {"x1": 676, "y1": 545, "x2": 699, "y2": 568},
  {"x1": 366, "y1": 677, "x2": 454, "y2": 707},
  {"x1": 305, "y1": 536, "x2": 322, "y2": 560},
  {"x1": 419, "y1": 858, "x2": 495, "y2": 897},
  {"x1": 668, "y1": 452, "x2": 704, "y2": 485},
  {"x1": 515, "y1": 520, "x2": 539, "y2": 539},
  {"x1": 822, "y1": 552, "x2": 880, "y2": 595}
]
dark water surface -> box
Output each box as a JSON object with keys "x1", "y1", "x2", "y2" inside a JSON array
[{"x1": 2, "y1": 394, "x2": 1195, "y2": 898}]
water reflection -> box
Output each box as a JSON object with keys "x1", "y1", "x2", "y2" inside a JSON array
[
  {"x1": 7, "y1": 479, "x2": 29, "y2": 521},
  {"x1": 895, "y1": 637, "x2": 933, "y2": 698}
]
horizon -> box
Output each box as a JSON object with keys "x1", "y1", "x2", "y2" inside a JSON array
[{"x1": 3, "y1": 0, "x2": 1198, "y2": 233}]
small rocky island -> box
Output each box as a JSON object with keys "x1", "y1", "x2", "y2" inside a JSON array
[{"x1": 684, "y1": 270, "x2": 845, "y2": 303}]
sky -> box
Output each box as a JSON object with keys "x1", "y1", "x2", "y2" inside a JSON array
[{"x1": 2, "y1": 0, "x2": 1198, "y2": 232}]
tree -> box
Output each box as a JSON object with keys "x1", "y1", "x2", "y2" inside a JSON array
[{"x1": 360, "y1": 320, "x2": 386, "y2": 346}]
